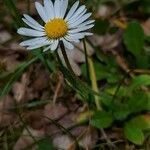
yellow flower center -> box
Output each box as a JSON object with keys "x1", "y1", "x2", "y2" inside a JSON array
[{"x1": 44, "y1": 18, "x2": 68, "y2": 39}]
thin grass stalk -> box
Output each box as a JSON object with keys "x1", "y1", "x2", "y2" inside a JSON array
[{"x1": 83, "y1": 39, "x2": 102, "y2": 110}]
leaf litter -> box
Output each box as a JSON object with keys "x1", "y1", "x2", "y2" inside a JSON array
[{"x1": 0, "y1": 0, "x2": 150, "y2": 150}]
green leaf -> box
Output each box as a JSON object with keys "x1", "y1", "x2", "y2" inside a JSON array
[
  {"x1": 129, "y1": 115, "x2": 150, "y2": 130},
  {"x1": 38, "y1": 138, "x2": 54, "y2": 150},
  {"x1": 81, "y1": 61, "x2": 120, "y2": 83},
  {"x1": 128, "y1": 91, "x2": 149, "y2": 112},
  {"x1": 123, "y1": 21, "x2": 144, "y2": 57},
  {"x1": 130, "y1": 75, "x2": 150, "y2": 90},
  {"x1": 93, "y1": 19, "x2": 110, "y2": 35},
  {"x1": 139, "y1": 0, "x2": 150, "y2": 14},
  {"x1": 100, "y1": 92, "x2": 113, "y2": 107},
  {"x1": 145, "y1": 35, "x2": 150, "y2": 42},
  {"x1": 113, "y1": 106, "x2": 130, "y2": 121},
  {"x1": 124, "y1": 123, "x2": 145, "y2": 145},
  {"x1": 90, "y1": 111, "x2": 113, "y2": 128}
]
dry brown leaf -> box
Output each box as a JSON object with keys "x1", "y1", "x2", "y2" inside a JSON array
[
  {"x1": 0, "y1": 30, "x2": 12, "y2": 44},
  {"x1": 44, "y1": 103, "x2": 68, "y2": 121},
  {"x1": 142, "y1": 18, "x2": 150, "y2": 36},
  {"x1": 0, "y1": 95, "x2": 16, "y2": 126},
  {"x1": 97, "y1": 5, "x2": 112, "y2": 19},
  {"x1": 32, "y1": 68, "x2": 49, "y2": 91},
  {"x1": 53, "y1": 134, "x2": 75, "y2": 150},
  {"x1": 58, "y1": 112, "x2": 76, "y2": 128},
  {"x1": 45, "y1": 124, "x2": 60, "y2": 137},
  {"x1": 27, "y1": 110, "x2": 45, "y2": 130},
  {"x1": 90, "y1": 32, "x2": 122, "y2": 51},
  {"x1": 79, "y1": 127, "x2": 98, "y2": 149},
  {"x1": 0, "y1": 47, "x2": 27, "y2": 72},
  {"x1": 12, "y1": 82, "x2": 27, "y2": 103},
  {"x1": 13, "y1": 127, "x2": 45, "y2": 150}
]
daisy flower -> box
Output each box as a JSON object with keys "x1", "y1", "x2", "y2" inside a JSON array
[{"x1": 17, "y1": 0, "x2": 95, "y2": 51}]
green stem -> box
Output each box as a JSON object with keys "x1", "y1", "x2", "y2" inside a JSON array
[{"x1": 60, "y1": 42, "x2": 75, "y2": 75}]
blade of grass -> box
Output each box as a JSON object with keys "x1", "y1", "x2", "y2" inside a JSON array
[
  {"x1": 83, "y1": 39, "x2": 102, "y2": 110},
  {"x1": 31, "y1": 49, "x2": 53, "y2": 73},
  {"x1": 0, "y1": 57, "x2": 38, "y2": 97},
  {"x1": 55, "y1": 51, "x2": 99, "y2": 100},
  {"x1": 4, "y1": 0, "x2": 23, "y2": 27}
]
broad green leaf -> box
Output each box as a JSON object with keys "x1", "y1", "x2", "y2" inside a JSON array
[
  {"x1": 129, "y1": 115, "x2": 150, "y2": 130},
  {"x1": 90, "y1": 111, "x2": 113, "y2": 128},
  {"x1": 100, "y1": 92, "x2": 113, "y2": 107},
  {"x1": 130, "y1": 75, "x2": 150, "y2": 90},
  {"x1": 124, "y1": 123, "x2": 145, "y2": 145},
  {"x1": 123, "y1": 21, "x2": 144, "y2": 57},
  {"x1": 113, "y1": 107, "x2": 130, "y2": 120},
  {"x1": 128, "y1": 91, "x2": 149, "y2": 112},
  {"x1": 38, "y1": 138, "x2": 54, "y2": 150}
]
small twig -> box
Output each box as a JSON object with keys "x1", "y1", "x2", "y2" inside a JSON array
[
  {"x1": 100, "y1": 129, "x2": 116, "y2": 148},
  {"x1": 52, "y1": 72, "x2": 64, "y2": 104}
]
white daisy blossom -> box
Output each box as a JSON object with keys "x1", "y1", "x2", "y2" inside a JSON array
[{"x1": 17, "y1": 0, "x2": 94, "y2": 51}]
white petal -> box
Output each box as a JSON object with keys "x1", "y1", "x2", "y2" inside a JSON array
[
  {"x1": 69, "y1": 20, "x2": 95, "y2": 28},
  {"x1": 23, "y1": 14, "x2": 44, "y2": 29},
  {"x1": 68, "y1": 5, "x2": 86, "y2": 22},
  {"x1": 27, "y1": 40, "x2": 50, "y2": 50},
  {"x1": 44, "y1": 0, "x2": 55, "y2": 20},
  {"x1": 35, "y1": 2, "x2": 48, "y2": 22},
  {"x1": 62, "y1": 38, "x2": 74, "y2": 50},
  {"x1": 68, "y1": 33, "x2": 85, "y2": 39},
  {"x1": 51, "y1": 40, "x2": 59, "y2": 50},
  {"x1": 43, "y1": 45, "x2": 51, "y2": 52},
  {"x1": 20, "y1": 37, "x2": 47, "y2": 46},
  {"x1": 65, "y1": 1, "x2": 79, "y2": 20},
  {"x1": 54, "y1": 0, "x2": 61, "y2": 17},
  {"x1": 17, "y1": 28, "x2": 46, "y2": 37},
  {"x1": 84, "y1": 32, "x2": 93, "y2": 36},
  {"x1": 60, "y1": 0, "x2": 68, "y2": 18},
  {"x1": 65, "y1": 36, "x2": 80, "y2": 43},
  {"x1": 69, "y1": 13, "x2": 92, "y2": 27},
  {"x1": 68, "y1": 9, "x2": 87, "y2": 27},
  {"x1": 68, "y1": 24, "x2": 94, "y2": 33},
  {"x1": 77, "y1": 20, "x2": 95, "y2": 28},
  {"x1": 22, "y1": 18, "x2": 44, "y2": 31}
]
